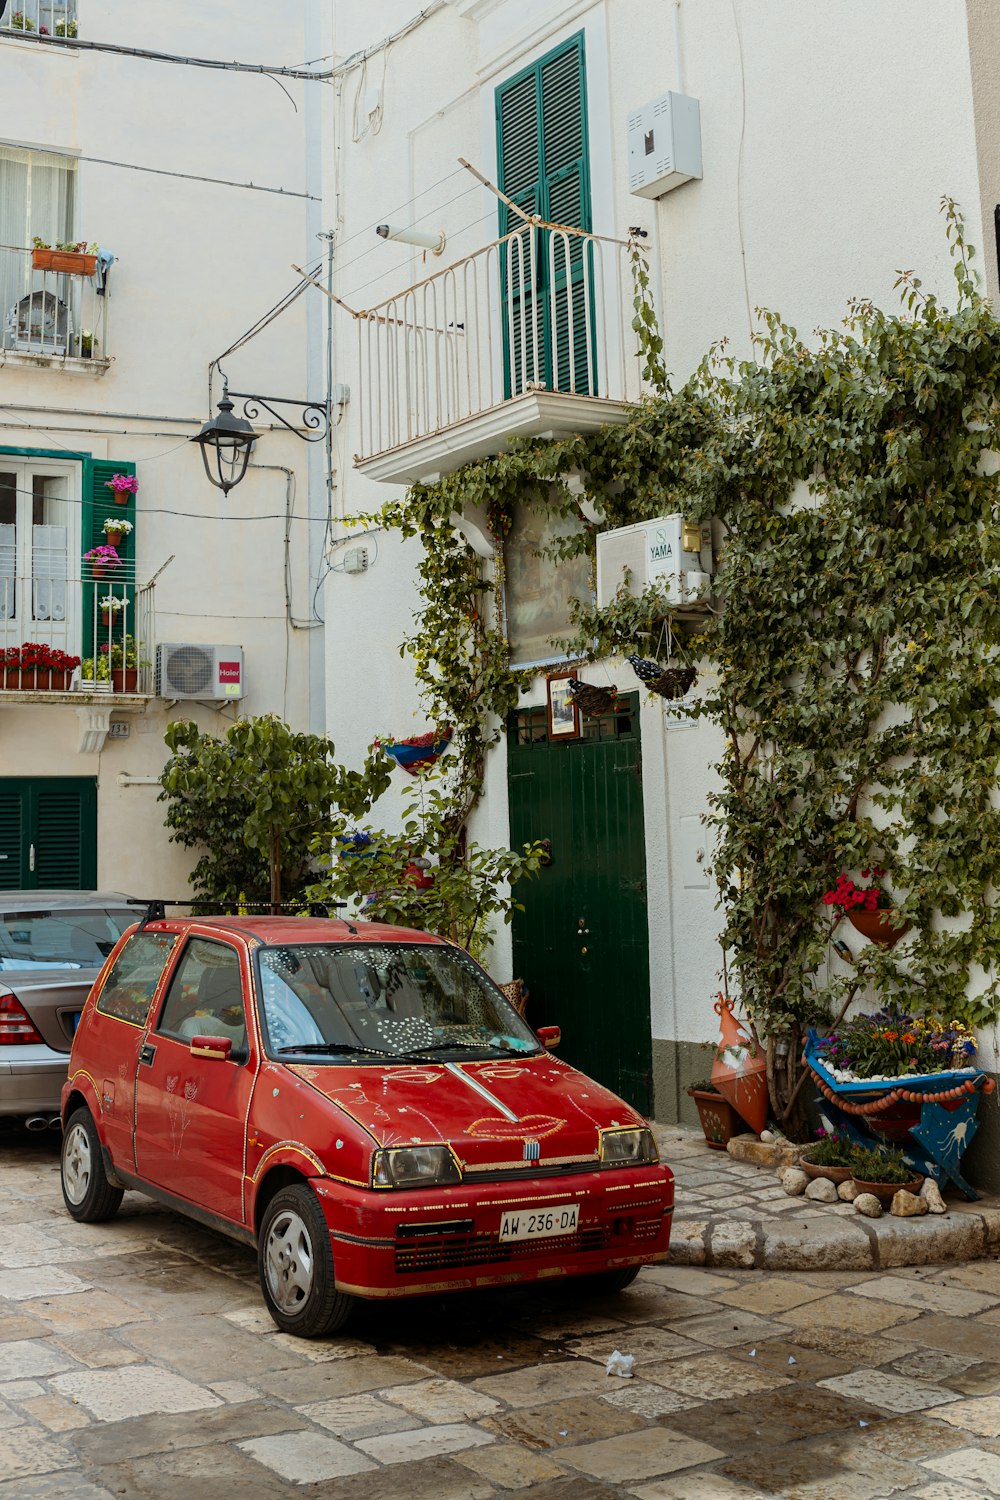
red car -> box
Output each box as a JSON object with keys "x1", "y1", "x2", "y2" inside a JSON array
[{"x1": 61, "y1": 914, "x2": 674, "y2": 1337}]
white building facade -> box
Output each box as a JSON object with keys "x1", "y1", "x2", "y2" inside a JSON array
[
  {"x1": 321, "y1": 0, "x2": 1000, "y2": 1157},
  {"x1": 0, "y1": 1, "x2": 324, "y2": 897}
]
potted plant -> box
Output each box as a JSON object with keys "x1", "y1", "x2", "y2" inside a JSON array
[
  {"x1": 83, "y1": 544, "x2": 122, "y2": 580},
  {"x1": 79, "y1": 636, "x2": 146, "y2": 693},
  {"x1": 102, "y1": 517, "x2": 133, "y2": 548},
  {"x1": 1, "y1": 642, "x2": 81, "y2": 690},
  {"x1": 687, "y1": 1078, "x2": 743, "y2": 1150},
  {"x1": 104, "y1": 473, "x2": 138, "y2": 504},
  {"x1": 822, "y1": 866, "x2": 909, "y2": 948},
  {"x1": 31, "y1": 237, "x2": 99, "y2": 277},
  {"x1": 849, "y1": 1142, "x2": 924, "y2": 1203},
  {"x1": 799, "y1": 1127, "x2": 855, "y2": 1183},
  {"x1": 99, "y1": 594, "x2": 126, "y2": 627},
  {"x1": 378, "y1": 724, "x2": 454, "y2": 774},
  {"x1": 78, "y1": 329, "x2": 97, "y2": 360}
]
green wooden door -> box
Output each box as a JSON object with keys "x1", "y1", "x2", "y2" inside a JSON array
[
  {"x1": 507, "y1": 696, "x2": 652, "y2": 1113},
  {"x1": 0, "y1": 778, "x2": 97, "y2": 889},
  {"x1": 496, "y1": 31, "x2": 595, "y2": 397}
]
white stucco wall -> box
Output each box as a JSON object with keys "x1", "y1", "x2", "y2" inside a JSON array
[
  {"x1": 323, "y1": 0, "x2": 991, "y2": 1066},
  {"x1": 0, "y1": 0, "x2": 319, "y2": 896}
]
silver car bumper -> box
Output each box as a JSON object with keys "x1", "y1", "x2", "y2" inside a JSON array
[{"x1": 0, "y1": 1044, "x2": 70, "y2": 1115}]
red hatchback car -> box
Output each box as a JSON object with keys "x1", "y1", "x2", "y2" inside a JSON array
[{"x1": 61, "y1": 914, "x2": 674, "y2": 1337}]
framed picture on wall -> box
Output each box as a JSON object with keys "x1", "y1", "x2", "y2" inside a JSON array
[{"x1": 546, "y1": 671, "x2": 580, "y2": 741}]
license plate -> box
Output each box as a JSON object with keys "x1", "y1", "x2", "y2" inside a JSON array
[{"x1": 499, "y1": 1203, "x2": 579, "y2": 1242}]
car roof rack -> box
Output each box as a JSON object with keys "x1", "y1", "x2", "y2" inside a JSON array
[{"x1": 128, "y1": 898, "x2": 345, "y2": 933}]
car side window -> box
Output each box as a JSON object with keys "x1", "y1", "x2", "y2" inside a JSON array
[
  {"x1": 156, "y1": 939, "x2": 247, "y2": 1051},
  {"x1": 95, "y1": 932, "x2": 178, "y2": 1027}
]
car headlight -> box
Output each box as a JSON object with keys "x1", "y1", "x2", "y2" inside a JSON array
[
  {"x1": 600, "y1": 1127, "x2": 658, "y2": 1166},
  {"x1": 372, "y1": 1144, "x2": 462, "y2": 1189}
]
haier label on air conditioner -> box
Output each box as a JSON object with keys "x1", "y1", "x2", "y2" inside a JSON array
[{"x1": 218, "y1": 660, "x2": 242, "y2": 696}]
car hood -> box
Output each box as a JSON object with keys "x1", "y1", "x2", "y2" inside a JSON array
[{"x1": 289, "y1": 1054, "x2": 646, "y2": 1170}]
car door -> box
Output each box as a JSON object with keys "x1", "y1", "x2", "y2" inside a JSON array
[{"x1": 132, "y1": 934, "x2": 257, "y2": 1226}]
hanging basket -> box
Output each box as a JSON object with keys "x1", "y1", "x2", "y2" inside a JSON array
[
  {"x1": 846, "y1": 908, "x2": 910, "y2": 948},
  {"x1": 566, "y1": 679, "x2": 618, "y2": 716},
  {"x1": 383, "y1": 725, "x2": 453, "y2": 774},
  {"x1": 647, "y1": 666, "x2": 697, "y2": 700}
]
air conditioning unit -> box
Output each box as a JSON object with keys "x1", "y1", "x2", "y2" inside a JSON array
[
  {"x1": 596, "y1": 515, "x2": 713, "y2": 610},
  {"x1": 626, "y1": 91, "x2": 703, "y2": 199},
  {"x1": 156, "y1": 644, "x2": 244, "y2": 700}
]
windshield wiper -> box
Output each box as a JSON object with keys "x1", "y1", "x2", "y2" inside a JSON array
[
  {"x1": 385, "y1": 1038, "x2": 534, "y2": 1061},
  {"x1": 277, "y1": 1042, "x2": 376, "y2": 1056}
]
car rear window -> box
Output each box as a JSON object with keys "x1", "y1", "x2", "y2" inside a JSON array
[
  {"x1": 0, "y1": 907, "x2": 134, "y2": 968},
  {"x1": 95, "y1": 931, "x2": 178, "y2": 1026}
]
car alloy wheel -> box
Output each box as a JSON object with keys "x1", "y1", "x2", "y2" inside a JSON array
[
  {"x1": 264, "y1": 1207, "x2": 316, "y2": 1314},
  {"x1": 60, "y1": 1107, "x2": 123, "y2": 1223},
  {"x1": 257, "y1": 1184, "x2": 353, "y2": 1338},
  {"x1": 62, "y1": 1120, "x2": 93, "y2": 1206}
]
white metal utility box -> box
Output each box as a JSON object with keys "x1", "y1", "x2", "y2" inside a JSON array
[
  {"x1": 595, "y1": 514, "x2": 713, "y2": 609},
  {"x1": 627, "y1": 91, "x2": 703, "y2": 199}
]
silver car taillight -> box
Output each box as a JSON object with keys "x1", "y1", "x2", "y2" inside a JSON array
[{"x1": 0, "y1": 994, "x2": 44, "y2": 1045}]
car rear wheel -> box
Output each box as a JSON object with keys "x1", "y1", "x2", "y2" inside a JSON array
[
  {"x1": 258, "y1": 1185, "x2": 354, "y2": 1338},
  {"x1": 60, "y1": 1108, "x2": 124, "y2": 1223},
  {"x1": 572, "y1": 1265, "x2": 642, "y2": 1296}
]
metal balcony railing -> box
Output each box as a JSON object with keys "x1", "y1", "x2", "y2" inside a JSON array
[
  {"x1": 0, "y1": 565, "x2": 155, "y2": 695},
  {"x1": 0, "y1": 1, "x2": 77, "y2": 37},
  {"x1": 351, "y1": 223, "x2": 643, "y2": 462},
  {"x1": 0, "y1": 243, "x2": 110, "y2": 364}
]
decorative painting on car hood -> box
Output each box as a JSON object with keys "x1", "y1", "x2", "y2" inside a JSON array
[{"x1": 288, "y1": 1055, "x2": 644, "y2": 1170}]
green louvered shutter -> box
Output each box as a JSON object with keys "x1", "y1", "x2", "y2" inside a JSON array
[
  {"x1": 0, "y1": 779, "x2": 96, "y2": 890},
  {"x1": 496, "y1": 32, "x2": 594, "y2": 396},
  {"x1": 0, "y1": 786, "x2": 23, "y2": 889},
  {"x1": 81, "y1": 458, "x2": 136, "y2": 670}
]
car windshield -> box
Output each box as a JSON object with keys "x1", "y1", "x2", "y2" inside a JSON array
[
  {"x1": 0, "y1": 907, "x2": 134, "y2": 968},
  {"x1": 256, "y1": 942, "x2": 540, "y2": 1062}
]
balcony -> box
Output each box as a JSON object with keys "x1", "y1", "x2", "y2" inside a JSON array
[
  {"x1": 0, "y1": 1, "x2": 77, "y2": 38},
  {"x1": 0, "y1": 564, "x2": 155, "y2": 701},
  {"x1": 352, "y1": 223, "x2": 643, "y2": 485},
  {"x1": 0, "y1": 244, "x2": 111, "y2": 372}
]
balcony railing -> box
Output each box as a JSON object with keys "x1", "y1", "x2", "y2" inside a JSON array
[
  {"x1": 0, "y1": 566, "x2": 154, "y2": 695},
  {"x1": 0, "y1": 244, "x2": 110, "y2": 365},
  {"x1": 0, "y1": 1, "x2": 77, "y2": 37},
  {"x1": 352, "y1": 223, "x2": 643, "y2": 467}
]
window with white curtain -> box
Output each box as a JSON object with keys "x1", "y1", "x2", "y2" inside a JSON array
[
  {"x1": 0, "y1": 458, "x2": 80, "y2": 651},
  {"x1": 0, "y1": 145, "x2": 76, "y2": 352}
]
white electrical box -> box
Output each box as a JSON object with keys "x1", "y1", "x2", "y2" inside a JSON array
[
  {"x1": 595, "y1": 514, "x2": 713, "y2": 610},
  {"x1": 627, "y1": 91, "x2": 702, "y2": 199}
]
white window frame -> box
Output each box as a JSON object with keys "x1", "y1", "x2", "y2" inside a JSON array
[{"x1": 0, "y1": 453, "x2": 82, "y2": 653}]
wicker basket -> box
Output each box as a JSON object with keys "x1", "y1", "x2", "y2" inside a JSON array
[
  {"x1": 648, "y1": 666, "x2": 697, "y2": 700},
  {"x1": 568, "y1": 680, "x2": 618, "y2": 716}
]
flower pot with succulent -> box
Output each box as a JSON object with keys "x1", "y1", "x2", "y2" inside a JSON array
[
  {"x1": 83, "y1": 543, "x2": 122, "y2": 581},
  {"x1": 104, "y1": 473, "x2": 138, "y2": 505},
  {"x1": 848, "y1": 1143, "x2": 924, "y2": 1203},
  {"x1": 101, "y1": 517, "x2": 133, "y2": 549},
  {"x1": 822, "y1": 866, "x2": 909, "y2": 948},
  {"x1": 687, "y1": 1080, "x2": 743, "y2": 1150},
  {"x1": 799, "y1": 1128, "x2": 855, "y2": 1183}
]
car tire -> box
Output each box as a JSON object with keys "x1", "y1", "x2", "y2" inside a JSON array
[
  {"x1": 60, "y1": 1108, "x2": 124, "y2": 1223},
  {"x1": 258, "y1": 1184, "x2": 354, "y2": 1338},
  {"x1": 574, "y1": 1265, "x2": 642, "y2": 1296}
]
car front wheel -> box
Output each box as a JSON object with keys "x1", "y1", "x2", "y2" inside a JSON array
[
  {"x1": 258, "y1": 1184, "x2": 354, "y2": 1338},
  {"x1": 61, "y1": 1108, "x2": 124, "y2": 1223}
]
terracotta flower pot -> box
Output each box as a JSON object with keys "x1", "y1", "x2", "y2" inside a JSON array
[
  {"x1": 104, "y1": 530, "x2": 124, "y2": 547},
  {"x1": 800, "y1": 1155, "x2": 853, "y2": 1184},
  {"x1": 32, "y1": 247, "x2": 97, "y2": 276},
  {"x1": 688, "y1": 1087, "x2": 742, "y2": 1150},
  {"x1": 112, "y1": 668, "x2": 138, "y2": 693},
  {"x1": 846, "y1": 908, "x2": 910, "y2": 948},
  {"x1": 851, "y1": 1173, "x2": 924, "y2": 1204},
  {"x1": 49, "y1": 670, "x2": 68, "y2": 690},
  {"x1": 111, "y1": 493, "x2": 129, "y2": 505}
]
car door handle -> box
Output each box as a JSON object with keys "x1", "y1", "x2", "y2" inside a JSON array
[{"x1": 139, "y1": 1042, "x2": 156, "y2": 1066}]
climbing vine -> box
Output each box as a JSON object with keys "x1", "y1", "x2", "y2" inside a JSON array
[{"x1": 365, "y1": 201, "x2": 1000, "y2": 1122}]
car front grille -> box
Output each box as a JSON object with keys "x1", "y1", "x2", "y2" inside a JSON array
[{"x1": 393, "y1": 1214, "x2": 663, "y2": 1274}]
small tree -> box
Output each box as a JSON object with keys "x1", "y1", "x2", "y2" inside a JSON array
[{"x1": 160, "y1": 716, "x2": 392, "y2": 910}]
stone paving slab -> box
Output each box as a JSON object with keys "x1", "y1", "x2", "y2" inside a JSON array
[{"x1": 656, "y1": 1124, "x2": 1000, "y2": 1272}]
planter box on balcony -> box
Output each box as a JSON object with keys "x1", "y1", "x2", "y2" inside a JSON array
[{"x1": 32, "y1": 248, "x2": 97, "y2": 277}]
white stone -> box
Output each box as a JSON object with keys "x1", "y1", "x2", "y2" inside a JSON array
[
  {"x1": 920, "y1": 1177, "x2": 947, "y2": 1214},
  {"x1": 891, "y1": 1190, "x2": 929, "y2": 1217},
  {"x1": 838, "y1": 1179, "x2": 860, "y2": 1201},
  {"x1": 854, "y1": 1193, "x2": 883, "y2": 1218},
  {"x1": 50, "y1": 1365, "x2": 223, "y2": 1422},
  {"x1": 760, "y1": 1129, "x2": 775, "y2": 1143},
  {"x1": 356, "y1": 1422, "x2": 495, "y2": 1465},
  {"x1": 804, "y1": 1177, "x2": 838, "y2": 1203},
  {"x1": 238, "y1": 1431, "x2": 375, "y2": 1483},
  {"x1": 781, "y1": 1168, "x2": 808, "y2": 1196}
]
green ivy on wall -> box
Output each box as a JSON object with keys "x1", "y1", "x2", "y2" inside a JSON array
[{"x1": 365, "y1": 202, "x2": 1000, "y2": 1125}]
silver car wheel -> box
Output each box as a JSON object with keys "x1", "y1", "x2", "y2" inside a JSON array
[
  {"x1": 62, "y1": 1121, "x2": 92, "y2": 1206},
  {"x1": 263, "y1": 1209, "x2": 315, "y2": 1313}
]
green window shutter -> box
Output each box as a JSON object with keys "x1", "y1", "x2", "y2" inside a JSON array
[
  {"x1": 495, "y1": 32, "x2": 593, "y2": 396},
  {"x1": 0, "y1": 787, "x2": 24, "y2": 889},
  {"x1": 34, "y1": 780, "x2": 97, "y2": 889},
  {"x1": 82, "y1": 458, "x2": 136, "y2": 670}
]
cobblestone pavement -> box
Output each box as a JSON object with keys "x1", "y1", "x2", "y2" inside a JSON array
[
  {"x1": 660, "y1": 1126, "x2": 1000, "y2": 1272},
  {"x1": 4, "y1": 1126, "x2": 1000, "y2": 1499}
]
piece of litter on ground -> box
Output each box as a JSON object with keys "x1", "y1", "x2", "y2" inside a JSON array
[
  {"x1": 748, "y1": 1348, "x2": 756, "y2": 1358},
  {"x1": 859, "y1": 1420, "x2": 869, "y2": 1428},
  {"x1": 605, "y1": 1350, "x2": 635, "y2": 1379},
  {"x1": 788, "y1": 1356, "x2": 797, "y2": 1365},
  {"x1": 559, "y1": 1430, "x2": 568, "y2": 1437}
]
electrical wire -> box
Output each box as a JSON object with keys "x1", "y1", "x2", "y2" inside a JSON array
[{"x1": 729, "y1": 0, "x2": 754, "y2": 342}]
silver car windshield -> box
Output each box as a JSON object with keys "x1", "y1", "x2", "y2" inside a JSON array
[
  {"x1": 257, "y1": 943, "x2": 539, "y2": 1062},
  {"x1": 0, "y1": 908, "x2": 134, "y2": 968}
]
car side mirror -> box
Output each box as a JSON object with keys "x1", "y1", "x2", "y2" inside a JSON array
[
  {"x1": 190, "y1": 1035, "x2": 232, "y2": 1061},
  {"x1": 536, "y1": 1025, "x2": 561, "y2": 1050}
]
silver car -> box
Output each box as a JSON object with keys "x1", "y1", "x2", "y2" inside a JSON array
[{"x1": 0, "y1": 892, "x2": 137, "y2": 1127}]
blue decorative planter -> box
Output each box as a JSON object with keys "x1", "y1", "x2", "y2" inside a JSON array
[{"x1": 804, "y1": 1028, "x2": 995, "y2": 1201}]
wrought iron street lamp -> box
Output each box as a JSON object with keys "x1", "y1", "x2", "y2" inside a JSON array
[{"x1": 192, "y1": 380, "x2": 258, "y2": 495}]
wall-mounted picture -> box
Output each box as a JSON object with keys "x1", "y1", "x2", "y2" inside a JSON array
[{"x1": 546, "y1": 670, "x2": 580, "y2": 740}]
